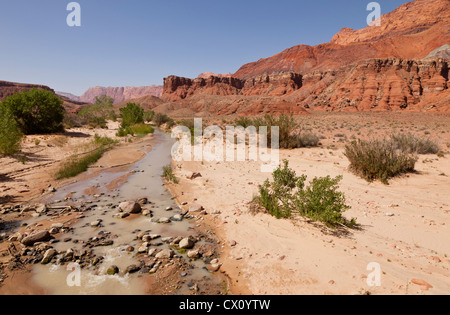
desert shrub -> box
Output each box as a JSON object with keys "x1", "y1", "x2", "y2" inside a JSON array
[
  {"x1": 257, "y1": 160, "x2": 354, "y2": 227},
  {"x1": 119, "y1": 103, "x2": 144, "y2": 128},
  {"x1": 116, "y1": 123, "x2": 154, "y2": 137},
  {"x1": 295, "y1": 175, "x2": 354, "y2": 227},
  {"x1": 154, "y1": 113, "x2": 175, "y2": 128},
  {"x1": 234, "y1": 116, "x2": 254, "y2": 128},
  {"x1": 0, "y1": 108, "x2": 23, "y2": 156},
  {"x1": 236, "y1": 114, "x2": 320, "y2": 149},
  {"x1": 284, "y1": 132, "x2": 320, "y2": 149},
  {"x1": 390, "y1": 133, "x2": 440, "y2": 155},
  {"x1": 63, "y1": 112, "x2": 86, "y2": 129},
  {"x1": 344, "y1": 139, "x2": 418, "y2": 184},
  {"x1": 162, "y1": 165, "x2": 179, "y2": 184},
  {"x1": 78, "y1": 95, "x2": 116, "y2": 128},
  {"x1": 1, "y1": 89, "x2": 65, "y2": 134},
  {"x1": 143, "y1": 110, "x2": 154, "y2": 122}
]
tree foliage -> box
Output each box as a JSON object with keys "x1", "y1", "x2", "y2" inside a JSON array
[{"x1": 1, "y1": 88, "x2": 65, "y2": 134}]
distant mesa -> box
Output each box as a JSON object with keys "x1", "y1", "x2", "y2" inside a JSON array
[{"x1": 78, "y1": 85, "x2": 163, "y2": 104}]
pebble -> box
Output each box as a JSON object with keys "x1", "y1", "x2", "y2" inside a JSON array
[
  {"x1": 179, "y1": 238, "x2": 195, "y2": 249},
  {"x1": 187, "y1": 250, "x2": 200, "y2": 259},
  {"x1": 189, "y1": 204, "x2": 204, "y2": 213},
  {"x1": 90, "y1": 220, "x2": 101, "y2": 227},
  {"x1": 171, "y1": 214, "x2": 183, "y2": 222},
  {"x1": 158, "y1": 217, "x2": 171, "y2": 224},
  {"x1": 155, "y1": 249, "x2": 175, "y2": 259},
  {"x1": 206, "y1": 264, "x2": 221, "y2": 272}
]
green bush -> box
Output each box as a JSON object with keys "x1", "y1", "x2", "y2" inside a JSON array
[
  {"x1": 257, "y1": 160, "x2": 354, "y2": 227},
  {"x1": 78, "y1": 95, "x2": 116, "y2": 128},
  {"x1": 344, "y1": 139, "x2": 418, "y2": 184},
  {"x1": 154, "y1": 113, "x2": 175, "y2": 127},
  {"x1": 234, "y1": 116, "x2": 254, "y2": 128},
  {"x1": 116, "y1": 123, "x2": 154, "y2": 137},
  {"x1": 143, "y1": 110, "x2": 154, "y2": 122},
  {"x1": 1, "y1": 89, "x2": 65, "y2": 134},
  {"x1": 119, "y1": 103, "x2": 144, "y2": 128},
  {"x1": 390, "y1": 133, "x2": 440, "y2": 155},
  {"x1": 234, "y1": 114, "x2": 320, "y2": 149},
  {"x1": 162, "y1": 165, "x2": 179, "y2": 184},
  {"x1": 0, "y1": 108, "x2": 23, "y2": 156}
]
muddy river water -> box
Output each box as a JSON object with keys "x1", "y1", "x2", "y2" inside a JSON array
[{"x1": 28, "y1": 130, "x2": 222, "y2": 295}]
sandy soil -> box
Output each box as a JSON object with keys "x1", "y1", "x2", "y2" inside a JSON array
[{"x1": 167, "y1": 113, "x2": 450, "y2": 295}]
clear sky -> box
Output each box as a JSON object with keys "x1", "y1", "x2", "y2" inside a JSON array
[{"x1": 0, "y1": 0, "x2": 411, "y2": 95}]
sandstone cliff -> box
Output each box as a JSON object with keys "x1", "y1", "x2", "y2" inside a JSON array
[
  {"x1": 234, "y1": 0, "x2": 450, "y2": 79},
  {"x1": 160, "y1": 0, "x2": 450, "y2": 114}
]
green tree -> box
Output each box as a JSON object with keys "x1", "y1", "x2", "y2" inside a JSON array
[
  {"x1": 1, "y1": 89, "x2": 65, "y2": 134},
  {"x1": 0, "y1": 107, "x2": 23, "y2": 156},
  {"x1": 78, "y1": 94, "x2": 116, "y2": 128},
  {"x1": 119, "y1": 103, "x2": 144, "y2": 128}
]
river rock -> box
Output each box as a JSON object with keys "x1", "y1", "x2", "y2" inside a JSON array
[
  {"x1": 137, "y1": 198, "x2": 148, "y2": 206},
  {"x1": 114, "y1": 212, "x2": 130, "y2": 219},
  {"x1": 125, "y1": 265, "x2": 140, "y2": 274},
  {"x1": 189, "y1": 204, "x2": 203, "y2": 213},
  {"x1": 8, "y1": 232, "x2": 23, "y2": 242},
  {"x1": 119, "y1": 201, "x2": 142, "y2": 214},
  {"x1": 171, "y1": 214, "x2": 183, "y2": 222},
  {"x1": 158, "y1": 217, "x2": 171, "y2": 224},
  {"x1": 35, "y1": 204, "x2": 47, "y2": 213},
  {"x1": 107, "y1": 265, "x2": 119, "y2": 275},
  {"x1": 22, "y1": 230, "x2": 51, "y2": 246},
  {"x1": 179, "y1": 237, "x2": 195, "y2": 249},
  {"x1": 206, "y1": 264, "x2": 221, "y2": 272},
  {"x1": 90, "y1": 220, "x2": 101, "y2": 227},
  {"x1": 41, "y1": 249, "x2": 57, "y2": 264},
  {"x1": 187, "y1": 249, "x2": 200, "y2": 259},
  {"x1": 155, "y1": 249, "x2": 174, "y2": 259}
]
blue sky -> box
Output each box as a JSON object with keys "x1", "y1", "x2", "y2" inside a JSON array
[{"x1": 0, "y1": 0, "x2": 411, "y2": 95}]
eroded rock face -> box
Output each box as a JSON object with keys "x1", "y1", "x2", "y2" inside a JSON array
[
  {"x1": 162, "y1": 73, "x2": 303, "y2": 102},
  {"x1": 162, "y1": 57, "x2": 449, "y2": 113},
  {"x1": 286, "y1": 58, "x2": 450, "y2": 112}
]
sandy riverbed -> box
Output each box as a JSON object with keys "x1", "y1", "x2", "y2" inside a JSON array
[{"x1": 167, "y1": 113, "x2": 450, "y2": 295}]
